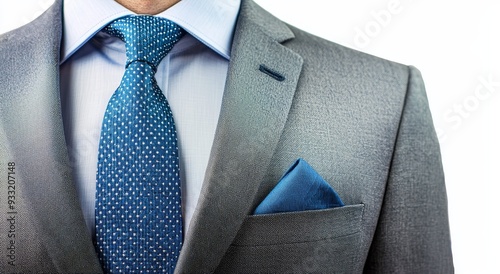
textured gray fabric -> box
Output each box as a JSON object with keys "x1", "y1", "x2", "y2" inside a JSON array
[
  {"x1": 0, "y1": 0, "x2": 102, "y2": 273},
  {"x1": 0, "y1": 0, "x2": 453, "y2": 273},
  {"x1": 217, "y1": 205, "x2": 364, "y2": 273}
]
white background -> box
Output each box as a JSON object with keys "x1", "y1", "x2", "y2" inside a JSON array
[{"x1": 1, "y1": 1, "x2": 499, "y2": 273}]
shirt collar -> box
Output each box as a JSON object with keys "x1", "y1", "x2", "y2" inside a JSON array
[{"x1": 61, "y1": 0, "x2": 240, "y2": 63}]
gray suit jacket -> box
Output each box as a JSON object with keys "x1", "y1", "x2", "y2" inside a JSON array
[{"x1": 0, "y1": 0, "x2": 453, "y2": 273}]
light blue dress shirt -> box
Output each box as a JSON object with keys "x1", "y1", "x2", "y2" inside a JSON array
[{"x1": 60, "y1": 0, "x2": 241, "y2": 237}]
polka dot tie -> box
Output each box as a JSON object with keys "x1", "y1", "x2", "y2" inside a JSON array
[{"x1": 95, "y1": 16, "x2": 184, "y2": 273}]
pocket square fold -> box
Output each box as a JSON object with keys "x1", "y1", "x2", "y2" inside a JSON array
[{"x1": 253, "y1": 158, "x2": 344, "y2": 215}]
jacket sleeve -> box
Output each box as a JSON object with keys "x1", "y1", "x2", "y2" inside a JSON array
[{"x1": 364, "y1": 66, "x2": 454, "y2": 273}]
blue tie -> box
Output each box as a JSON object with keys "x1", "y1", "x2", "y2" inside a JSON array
[{"x1": 95, "y1": 16, "x2": 184, "y2": 273}]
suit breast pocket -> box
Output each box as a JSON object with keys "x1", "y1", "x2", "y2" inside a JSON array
[{"x1": 215, "y1": 204, "x2": 365, "y2": 273}]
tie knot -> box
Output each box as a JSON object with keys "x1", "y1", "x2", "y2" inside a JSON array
[{"x1": 104, "y1": 16, "x2": 183, "y2": 70}]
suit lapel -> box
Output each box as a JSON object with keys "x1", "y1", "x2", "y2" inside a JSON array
[
  {"x1": 175, "y1": 0, "x2": 303, "y2": 272},
  {"x1": 0, "y1": 1, "x2": 102, "y2": 272}
]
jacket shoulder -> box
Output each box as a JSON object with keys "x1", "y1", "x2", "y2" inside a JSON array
[{"x1": 284, "y1": 24, "x2": 411, "y2": 84}]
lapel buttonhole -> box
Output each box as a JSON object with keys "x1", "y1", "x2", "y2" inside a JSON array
[{"x1": 259, "y1": 64, "x2": 286, "y2": 82}]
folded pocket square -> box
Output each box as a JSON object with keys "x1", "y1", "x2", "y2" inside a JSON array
[{"x1": 253, "y1": 158, "x2": 344, "y2": 215}]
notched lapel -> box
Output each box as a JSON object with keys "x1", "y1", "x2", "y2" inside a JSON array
[
  {"x1": 175, "y1": 0, "x2": 304, "y2": 272},
  {"x1": 0, "y1": 1, "x2": 102, "y2": 272}
]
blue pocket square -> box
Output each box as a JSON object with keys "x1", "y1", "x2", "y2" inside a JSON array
[{"x1": 253, "y1": 158, "x2": 344, "y2": 215}]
